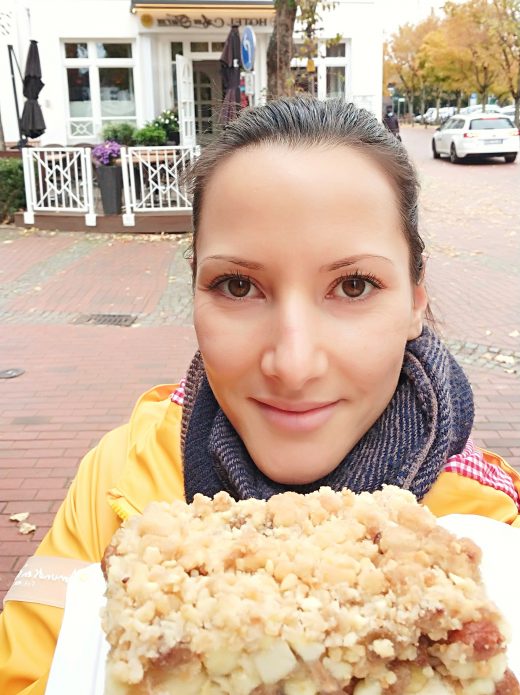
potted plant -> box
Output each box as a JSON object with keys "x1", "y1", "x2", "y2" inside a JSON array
[
  {"x1": 101, "y1": 122, "x2": 136, "y2": 147},
  {"x1": 92, "y1": 140, "x2": 122, "y2": 215},
  {"x1": 133, "y1": 124, "x2": 168, "y2": 146},
  {"x1": 153, "y1": 109, "x2": 180, "y2": 146}
]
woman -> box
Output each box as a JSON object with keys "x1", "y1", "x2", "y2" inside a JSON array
[{"x1": 1, "y1": 97, "x2": 519, "y2": 694}]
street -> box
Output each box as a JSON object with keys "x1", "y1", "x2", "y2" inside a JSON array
[{"x1": 0, "y1": 124, "x2": 519, "y2": 599}]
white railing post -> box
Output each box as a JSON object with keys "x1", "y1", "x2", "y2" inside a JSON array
[
  {"x1": 120, "y1": 147, "x2": 135, "y2": 226},
  {"x1": 83, "y1": 148, "x2": 96, "y2": 226},
  {"x1": 22, "y1": 148, "x2": 35, "y2": 225}
]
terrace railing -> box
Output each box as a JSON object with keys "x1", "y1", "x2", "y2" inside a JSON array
[
  {"x1": 22, "y1": 147, "x2": 96, "y2": 226},
  {"x1": 120, "y1": 145, "x2": 200, "y2": 226}
]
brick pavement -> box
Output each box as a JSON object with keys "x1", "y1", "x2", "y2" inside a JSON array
[{"x1": 0, "y1": 126, "x2": 519, "y2": 602}]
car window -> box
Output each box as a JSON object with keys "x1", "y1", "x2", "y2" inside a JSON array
[
  {"x1": 443, "y1": 118, "x2": 456, "y2": 129},
  {"x1": 452, "y1": 120, "x2": 464, "y2": 129},
  {"x1": 469, "y1": 118, "x2": 514, "y2": 130}
]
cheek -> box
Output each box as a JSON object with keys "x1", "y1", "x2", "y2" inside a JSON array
[{"x1": 193, "y1": 296, "x2": 259, "y2": 380}]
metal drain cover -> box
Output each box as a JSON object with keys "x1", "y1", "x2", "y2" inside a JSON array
[
  {"x1": 73, "y1": 314, "x2": 137, "y2": 327},
  {"x1": 0, "y1": 368, "x2": 25, "y2": 379}
]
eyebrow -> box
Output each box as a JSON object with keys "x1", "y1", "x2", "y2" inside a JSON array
[{"x1": 201, "y1": 254, "x2": 393, "y2": 271}]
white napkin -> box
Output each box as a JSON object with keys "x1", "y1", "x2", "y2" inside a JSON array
[{"x1": 45, "y1": 514, "x2": 519, "y2": 694}]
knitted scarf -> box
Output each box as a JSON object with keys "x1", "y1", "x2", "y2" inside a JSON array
[{"x1": 181, "y1": 328, "x2": 474, "y2": 503}]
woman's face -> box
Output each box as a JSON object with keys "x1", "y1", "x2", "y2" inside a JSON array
[{"x1": 194, "y1": 144, "x2": 427, "y2": 484}]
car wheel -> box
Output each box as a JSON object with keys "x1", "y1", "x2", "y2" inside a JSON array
[
  {"x1": 504, "y1": 153, "x2": 517, "y2": 163},
  {"x1": 432, "y1": 140, "x2": 440, "y2": 159},
  {"x1": 449, "y1": 143, "x2": 460, "y2": 164}
]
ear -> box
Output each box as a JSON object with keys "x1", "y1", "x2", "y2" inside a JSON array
[{"x1": 407, "y1": 280, "x2": 428, "y2": 340}]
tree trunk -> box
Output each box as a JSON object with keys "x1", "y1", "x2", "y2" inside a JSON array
[
  {"x1": 409, "y1": 89, "x2": 415, "y2": 126},
  {"x1": 420, "y1": 87, "x2": 426, "y2": 126},
  {"x1": 515, "y1": 95, "x2": 520, "y2": 128},
  {"x1": 267, "y1": 0, "x2": 298, "y2": 99},
  {"x1": 456, "y1": 92, "x2": 462, "y2": 113}
]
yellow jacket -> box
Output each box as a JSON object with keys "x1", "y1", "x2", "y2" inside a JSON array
[{"x1": 1, "y1": 384, "x2": 519, "y2": 694}]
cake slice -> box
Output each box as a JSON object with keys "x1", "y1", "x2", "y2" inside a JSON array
[{"x1": 101, "y1": 486, "x2": 519, "y2": 695}]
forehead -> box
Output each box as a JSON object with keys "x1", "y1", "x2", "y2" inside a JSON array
[{"x1": 197, "y1": 144, "x2": 405, "y2": 262}]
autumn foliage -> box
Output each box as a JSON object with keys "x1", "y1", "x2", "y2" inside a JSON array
[{"x1": 385, "y1": 0, "x2": 520, "y2": 125}]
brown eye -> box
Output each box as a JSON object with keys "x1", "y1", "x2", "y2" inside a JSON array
[
  {"x1": 227, "y1": 277, "x2": 252, "y2": 298},
  {"x1": 341, "y1": 277, "x2": 366, "y2": 298}
]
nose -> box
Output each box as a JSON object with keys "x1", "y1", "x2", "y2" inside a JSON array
[{"x1": 260, "y1": 297, "x2": 328, "y2": 391}]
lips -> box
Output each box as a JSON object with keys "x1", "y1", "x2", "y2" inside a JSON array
[{"x1": 253, "y1": 399, "x2": 340, "y2": 433}]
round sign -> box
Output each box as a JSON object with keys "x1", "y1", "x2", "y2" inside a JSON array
[{"x1": 241, "y1": 26, "x2": 256, "y2": 72}]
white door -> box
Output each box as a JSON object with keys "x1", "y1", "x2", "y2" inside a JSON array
[{"x1": 176, "y1": 55, "x2": 196, "y2": 148}]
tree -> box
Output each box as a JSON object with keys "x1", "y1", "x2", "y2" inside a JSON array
[
  {"x1": 491, "y1": 0, "x2": 520, "y2": 126},
  {"x1": 444, "y1": 0, "x2": 502, "y2": 111},
  {"x1": 266, "y1": 0, "x2": 337, "y2": 98},
  {"x1": 386, "y1": 17, "x2": 440, "y2": 120},
  {"x1": 267, "y1": 0, "x2": 298, "y2": 98}
]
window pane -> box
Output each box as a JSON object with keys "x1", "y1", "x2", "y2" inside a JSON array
[
  {"x1": 65, "y1": 42, "x2": 88, "y2": 59},
  {"x1": 67, "y1": 68, "x2": 92, "y2": 116},
  {"x1": 171, "y1": 42, "x2": 183, "y2": 59},
  {"x1": 99, "y1": 67, "x2": 136, "y2": 117},
  {"x1": 326, "y1": 66, "x2": 345, "y2": 99},
  {"x1": 212, "y1": 42, "x2": 225, "y2": 53},
  {"x1": 191, "y1": 42, "x2": 209, "y2": 52},
  {"x1": 470, "y1": 117, "x2": 513, "y2": 129},
  {"x1": 326, "y1": 42, "x2": 345, "y2": 58},
  {"x1": 96, "y1": 43, "x2": 132, "y2": 59}
]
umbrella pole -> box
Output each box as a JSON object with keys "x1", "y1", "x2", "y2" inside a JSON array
[{"x1": 7, "y1": 45, "x2": 27, "y2": 149}]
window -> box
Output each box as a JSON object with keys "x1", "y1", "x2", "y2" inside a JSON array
[
  {"x1": 190, "y1": 42, "x2": 209, "y2": 53},
  {"x1": 65, "y1": 42, "x2": 88, "y2": 59},
  {"x1": 211, "y1": 42, "x2": 225, "y2": 53},
  {"x1": 63, "y1": 40, "x2": 135, "y2": 140},
  {"x1": 326, "y1": 66, "x2": 345, "y2": 99},
  {"x1": 470, "y1": 118, "x2": 514, "y2": 130},
  {"x1": 171, "y1": 42, "x2": 183, "y2": 59},
  {"x1": 326, "y1": 42, "x2": 345, "y2": 58},
  {"x1": 96, "y1": 43, "x2": 132, "y2": 59},
  {"x1": 66, "y1": 68, "x2": 91, "y2": 117}
]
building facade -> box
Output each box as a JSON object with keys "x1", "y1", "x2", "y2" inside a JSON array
[{"x1": 0, "y1": 0, "x2": 383, "y2": 147}]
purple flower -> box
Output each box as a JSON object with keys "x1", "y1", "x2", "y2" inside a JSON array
[{"x1": 92, "y1": 140, "x2": 121, "y2": 166}]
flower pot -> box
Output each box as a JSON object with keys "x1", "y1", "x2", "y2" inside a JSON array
[
  {"x1": 167, "y1": 132, "x2": 180, "y2": 146},
  {"x1": 96, "y1": 165, "x2": 123, "y2": 215}
]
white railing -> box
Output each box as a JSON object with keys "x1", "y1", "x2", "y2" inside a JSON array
[
  {"x1": 120, "y1": 145, "x2": 200, "y2": 226},
  {"x1": 22, "y1": 147, "x2": 96, "y2": 226}
]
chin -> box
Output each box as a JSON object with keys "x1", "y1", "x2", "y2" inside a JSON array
[{"x1": 257, "y1": 461, "x2": 334, "y2": 486}]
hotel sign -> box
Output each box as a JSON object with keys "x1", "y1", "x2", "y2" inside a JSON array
[{"x1": 157, "y1": 14, "x2": 270, "y2": 28}]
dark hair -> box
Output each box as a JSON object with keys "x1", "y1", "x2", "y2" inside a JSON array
[{"x1": 189, "y1": 96, "x2": 425, "y2": 287}]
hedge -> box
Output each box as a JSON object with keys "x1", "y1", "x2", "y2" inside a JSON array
[{"x1": 0, "y1": 158, "x2": 26, "y2": 222}]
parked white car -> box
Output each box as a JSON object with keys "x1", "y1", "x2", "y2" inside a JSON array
[
  {"x1": 459, "y1": 104, "x2": 502, "y2": 115},
  {"x1": 431, "y1": 113, "x2": 519, "y2": 163}
]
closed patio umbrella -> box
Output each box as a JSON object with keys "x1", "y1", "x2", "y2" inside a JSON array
[
  {"x1": 20, "y1": 40, "x2": 46, "y2": 139},
  {"x1": 219, "y1": 25, "x2": 242, "y2": 125}
]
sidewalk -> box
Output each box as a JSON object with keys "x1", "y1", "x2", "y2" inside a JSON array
[{"x1": 1, "y1": 127, "x2": 519, "y2": 600}]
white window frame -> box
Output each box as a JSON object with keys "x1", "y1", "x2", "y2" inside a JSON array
[
  {"x1": 63, "y1": 39, "x2": 137, "y2": 142},
  {"x1": 291, "y1": 39, "x2": 351, "y2": 101}
]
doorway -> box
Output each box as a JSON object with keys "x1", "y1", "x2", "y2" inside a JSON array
[{"x1": 193, "y1": 60, "x2": 222, "y2": 146}]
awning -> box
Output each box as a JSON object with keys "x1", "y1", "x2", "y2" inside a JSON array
[{"x1": 131, "y1": 0, "x2": 273, "y2": 9}]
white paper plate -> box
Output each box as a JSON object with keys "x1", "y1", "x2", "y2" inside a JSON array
[{"x1": 45, "y1": 514, "x2": 520, "y2": 694}]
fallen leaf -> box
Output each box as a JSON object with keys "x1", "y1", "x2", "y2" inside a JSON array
[
  {"x1": 495, "y1": 355, "x2": 515, "y2": 366},
  {"x1": 18, "y1": 522, "x2": 37, "y2": 535},
  {"x1": 9, "y1": 512, "x2": 29, "y2": 522},
  {"x1": 485, "y1": 330, "x2": 492, "y2": 336},
  {"x1": 508, "y1": 330, "x2": 519, "y2": 338}
]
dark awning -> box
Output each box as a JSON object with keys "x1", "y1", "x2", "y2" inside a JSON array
[{"x1": 131, "y1": 0, "x2": 273, "y2": 9}]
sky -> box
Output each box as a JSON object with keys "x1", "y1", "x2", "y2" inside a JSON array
[{"x1": 380, "y1": 0, "x2": 448, "y2": 37}]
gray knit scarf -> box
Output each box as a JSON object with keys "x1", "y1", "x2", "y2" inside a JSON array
[{"x1": 181, "y1": 328, "x2": 474, "y2": 503}]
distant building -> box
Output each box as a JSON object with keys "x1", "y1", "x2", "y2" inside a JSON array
[{"x1": 0, "y1": 0, "x2": 383, "y2": 146}]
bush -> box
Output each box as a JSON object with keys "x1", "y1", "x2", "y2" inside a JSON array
[
  {"x1": 0, "y1": 158, "x2": 25, "y2": 222},
  {"x1": 101, "y1": 122, "x2": 136, "y2": 146},
  {"x1": 133, "y1": 124, "x2": 167, "y2": 146}
]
